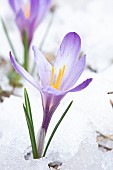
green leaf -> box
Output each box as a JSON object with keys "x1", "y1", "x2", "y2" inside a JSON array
[
  {"x1": 1, "y1": 17, "x2": 18, "y2": 62},
  {"x1": 43, "y1": 100, "x2": 73, "y2": 157},
  {"x1": 23, "y1": 89, "x2": 38, "y2": 159},
  {"x1": 24, "y1": 88, "x2": 34, "y2": 129}
]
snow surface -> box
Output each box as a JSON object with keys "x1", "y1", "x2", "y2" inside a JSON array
[{"x1": 0, "y1": 0, "x2": 113, "y2": 169}]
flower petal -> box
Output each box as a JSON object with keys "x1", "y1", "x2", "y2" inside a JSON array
[
  {"x1": 16, "y1": 10, "x2": 28, "y2": 34},
  {"x1": 32, "y1": 45, "x2": 52, "y2": 87},
  {"x1": 30, "y1": 0, "x2": 39, "y2": 20},
  {"x1": 61, "y1": 54, "x2": 86, "y2": 90},
  {"x1": 41, "y1": 89, "x2": 64, "y2": 132},
  {"x1": 9, "y1": 52, "x2": 41, "y2": 91},
  {"x1": 42, "y1": 78, "x2": 92, "y2": 95},
  {"x1": 68, "y1": 78, "x2": 93, "y2": 92},
  {"x1": 9, "y1": 0, "x2": 24, "y2": 13},
  {"x1": 9, "y1": 0, "x2": 16, "y2": 12},
  {"x1": 33, "y1": 0, "x2": 51, "y2": 27},
  {"x1": 54, "y1": 32, "x2": 81, "y2": 72},
  {"x1": 16, "y1": 10, "x2": 35, "y2": 46}
]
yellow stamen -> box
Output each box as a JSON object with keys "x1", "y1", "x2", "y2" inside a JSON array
[
  {"x1": 50, "y1": 67, "x2": 55, "y2": 86},
  {"x1": 62, "y1": 65, "x2": 66, "y2": 78},
  {"x1": 25, "y1": 3, "x2": 30, "y2": 19},
  {"x1": 53, "y1": 69, "x2": 62, "y2": 89},
  {"x1": 50, "y1": 65, "x2": 66, "y2": 90}
]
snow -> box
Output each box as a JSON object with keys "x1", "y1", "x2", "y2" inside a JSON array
[
  {"x1": 62, "y1": 133, "x2": 113, "y2": 170},
  {"x1": 1, "y1": 73, "x2": 113, "y2": 169},
  {"x1": 0, "y1": 145, "x2": 50, "y2": 170},
  {"x1": 0, "y1": 0, "x2": 113, "y2": 169}
]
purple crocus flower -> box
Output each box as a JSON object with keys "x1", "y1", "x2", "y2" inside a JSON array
[
  {"x1": 9, "y1": 0, "x2": 51, "y2": 46},
  {"x1": 10, "y1": 32, "x2": 92, "y2": 157}
]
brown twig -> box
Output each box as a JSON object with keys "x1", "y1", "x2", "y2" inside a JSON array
[
  {"x1": 98, "y1": 143, "x2": 112, "y2": 151},
  {"x1": 96, "y1": 131, "x2": 113, "y2": 142}
]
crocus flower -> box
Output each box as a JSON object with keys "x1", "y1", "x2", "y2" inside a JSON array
[
  {"x1": 9, "y1": 0, "x2": 51, "y2": 46},
  {"x1": 10, "y1": 32, "x2": 92, "y2": 157}
]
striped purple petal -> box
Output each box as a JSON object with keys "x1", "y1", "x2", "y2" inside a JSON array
[
  {"x1": 10, "y1": 52, "x2": 41, "y2": 91},
  {"x1": 61, "y1": 54, "x2": 86, "y2": 90},
  {"x1": 55, "y1": 32, "x2": 81, "y2": 72}
]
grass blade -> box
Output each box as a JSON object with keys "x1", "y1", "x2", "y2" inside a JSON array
[
  {"x1": 1, "y1": 17, "x2": 18, "y2": 62},
  {"x1": 43, "y1": 100, "x2": 73, "y2": 157}
]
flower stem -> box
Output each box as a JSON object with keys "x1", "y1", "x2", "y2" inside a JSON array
[
  {"x1": 23, "y1": 30, "x2": 29, "y2": 71},
  {"x1": 43, "y1": 100, "x2": 73, "y2": 157},
  {"x1": 1, "y1": 17, "x2": 18, "y2": 62}
]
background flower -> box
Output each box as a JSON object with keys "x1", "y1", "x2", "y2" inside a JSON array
[{"x1": 9, "y1": 0, "x2": 51, "y2": 46}]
